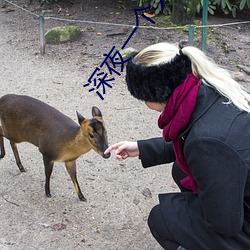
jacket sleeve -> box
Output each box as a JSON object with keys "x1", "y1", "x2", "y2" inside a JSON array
[
  {"x1": 137, "y1": 137, "x2": 176, "y2": 168},
  {"x1": 185, "y1": 136, "x2": 249, "y2": 237}
]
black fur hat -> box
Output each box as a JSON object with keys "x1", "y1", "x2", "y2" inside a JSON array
[{"x1": 125, "y1": 52, "x2": 192, "y2": 103}]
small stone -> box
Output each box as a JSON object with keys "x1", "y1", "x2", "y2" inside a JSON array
[
  {"x1": 231, "y1": 71, "x2": 247, "y2": 82},
  {"x1": 142, "y1": 188, "x2": 152, "y2": 198},
  {"x1": 45, "y1": 26, "x2": 82, "y2": 44},
  {"x1": 133, "y1": 198, "x2": 140, "y2": 205},
  {"x1": 39, "y1": 223, "x2": 50, "y2": 228}
]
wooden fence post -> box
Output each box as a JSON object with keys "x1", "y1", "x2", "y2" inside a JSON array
[
  {"x1": 39, "y1": 11, "x2": 45, "y2": 55},
  {"x1": 0, "y1": 0, "x2": 6, "y2": 8},
  {"x1": 202, "y1": 0, "x2": 208, "y2": 51},
  {"x1": 188, "y1": 25, "x2": 195, "y2": 46}
]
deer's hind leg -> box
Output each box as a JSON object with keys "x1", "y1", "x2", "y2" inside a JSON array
[
  {"x1": 65, "y1": 161, "x2": 86, "y2": 202},
  {"x1": 10, "y1": 141, "x2": 26, "y2": 172},
  {"x1": 0, "y1": 126, "x2": 5, "y2": 159}
]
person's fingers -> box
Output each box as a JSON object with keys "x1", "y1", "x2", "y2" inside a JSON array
[
  {"x1": 115, "y1": 154, "x2": 124, "y2": 160},
  {"x1": 115, "y1": 143, "x2": 128, "y2": 155},
  {"x1": 104, "y1": 142, "x2": 126, "y2": 154},
  {"x1": 116, "y1": 152, "x2": 128, "y2": 160}
]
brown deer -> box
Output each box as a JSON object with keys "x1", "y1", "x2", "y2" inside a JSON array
[{"x1": 0, "y1": 94, "x2": 110, "y2": 201}]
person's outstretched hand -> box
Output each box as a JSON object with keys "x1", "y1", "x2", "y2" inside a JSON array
[{"x1": 104, "y1": 141, "x2": 139, "y2": 160}]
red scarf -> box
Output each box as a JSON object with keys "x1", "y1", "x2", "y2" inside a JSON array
[{"x1": 158, "y1": 73, "x2": 201, "y2": 194}]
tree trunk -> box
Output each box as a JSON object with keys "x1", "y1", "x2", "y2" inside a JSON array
[{"x1": 171, "y1": 0, "x2": 198, "y2": 25}]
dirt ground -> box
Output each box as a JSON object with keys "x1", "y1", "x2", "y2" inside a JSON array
[{"x1": 0, "y1": 0, "x2": 249, "y2": 249}]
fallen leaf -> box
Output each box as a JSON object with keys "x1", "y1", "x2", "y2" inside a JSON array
[
  {"x1": 51, "y1": 223, "x2": 67, "y2": 231},
  {"x1": 143, "y1": 12, "x2": 155, "y2": 18}
]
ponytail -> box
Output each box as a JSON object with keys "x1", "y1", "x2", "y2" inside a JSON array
[{"x1": 182, "y1": 46, "x2": 250, "y2": 112}]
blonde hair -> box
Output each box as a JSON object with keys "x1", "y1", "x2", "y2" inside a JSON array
[{"x1": 134, "y1": 42, "x2": 250, "y2": 113}]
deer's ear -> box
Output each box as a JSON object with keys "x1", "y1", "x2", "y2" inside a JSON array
[
  {"x1": 92, "y1": 106, "x2": 102, "y2": 118},
  {"x1": 76, "y1": 111, "x2": 85, "y2": 125}
]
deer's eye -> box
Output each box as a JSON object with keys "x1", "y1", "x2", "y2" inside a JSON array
[{"x1": 89, "y1": 133, "x2": 94, "y2": 139}]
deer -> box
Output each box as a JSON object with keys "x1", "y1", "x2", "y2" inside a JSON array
[{"x1": 0, "y1": 94, "x2": 111, "y2": 201}]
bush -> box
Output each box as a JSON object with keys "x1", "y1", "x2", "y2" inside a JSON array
[
  {"x1": 135, "y1": 0, "x2": 250, "y2": 18},
  {"x1": 134, "y1": 0, "x2": 172, "y2": 15},
  {"x1": 197, "y1": 0, "x2": 250, "y2": 18}
]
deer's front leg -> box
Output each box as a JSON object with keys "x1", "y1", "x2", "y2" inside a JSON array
[{"x1": 65, "y1": 160, "x2": 86, "y2": 202}]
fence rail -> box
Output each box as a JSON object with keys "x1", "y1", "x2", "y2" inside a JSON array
[{"x1": 2, "y1": 0, "x2": 250, "y2": 55}]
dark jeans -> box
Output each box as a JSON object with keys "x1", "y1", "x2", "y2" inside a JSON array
[{"x1": 148, "y1": 162, "x2": 188, "y2": 250}]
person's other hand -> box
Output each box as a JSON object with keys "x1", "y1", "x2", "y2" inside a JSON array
[{"x1": 104, "y1": 141, "x2": 139, "y2": 160}]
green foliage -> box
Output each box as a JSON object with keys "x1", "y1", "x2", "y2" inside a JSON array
[
  {"x1": 197, "y1": 0, "x2": 216, "y2": 15},
  {"x1": 198, "y1": 0, "x2": 250, "y2": 17},
  {"x1": 134, "y1": 0, "x2": 172, "y2": 15},
  {"x1": 239, "y1": 0, "x2": 250, "y2": 9},
  {"x1": 151, "y1": 0, "x2": 165, "y2": 14},
  {"x1": 134, "y1": 0, "x2": 250, "y2": 18},
  {"x1": 213, "y1": 0, "x2": 237, "y2": 17}
]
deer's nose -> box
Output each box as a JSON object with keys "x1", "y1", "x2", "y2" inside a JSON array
[{"x1": 103, "y1": 152, "x2": 111, "y2": 159}]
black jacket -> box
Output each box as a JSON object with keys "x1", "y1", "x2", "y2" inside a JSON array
[{"x1": 138, "y1": 84, "x2": 250, "y2": 249}]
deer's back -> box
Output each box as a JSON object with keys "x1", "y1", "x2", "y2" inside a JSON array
[{"x1": 0, "y1": 94, "x2": 79, "y2": 148}]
